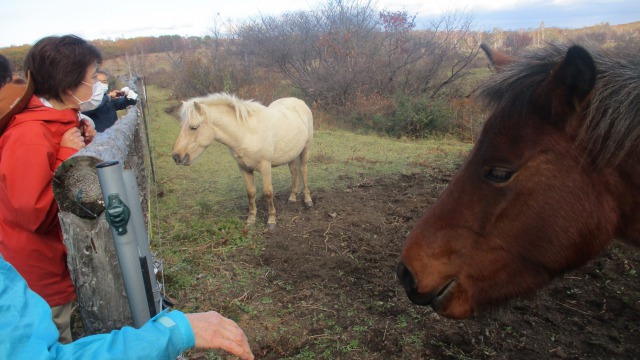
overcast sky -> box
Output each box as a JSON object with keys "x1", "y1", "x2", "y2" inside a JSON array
[{"x1": 0, "y1": 0, "x2": 638, "y2": 48}]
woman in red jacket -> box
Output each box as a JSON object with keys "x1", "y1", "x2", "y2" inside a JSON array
[{"x1": 0, "y1": 35, "x2": 99, "y2": 343}]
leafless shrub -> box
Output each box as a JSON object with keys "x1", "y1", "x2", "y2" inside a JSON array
[
  {"x1": 234, "y1": 0, "x2": 483, "y2": 108},
  {"x1": 166, "y1": 18, "x2": 257, "y2": 100}
]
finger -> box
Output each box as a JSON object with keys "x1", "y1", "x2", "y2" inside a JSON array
[
  {"x1": 218, "y1": 318, "x2": 247, "y2": 340},
  {"x1": 221, "y1": 323, "x2": 253, "y2": 359},
  {"x1": 204, "y1": 317, "x2": 251, "y2": 354},
  {"x1": 216, "y1": 337, "x2": 254, "y2": 360}
]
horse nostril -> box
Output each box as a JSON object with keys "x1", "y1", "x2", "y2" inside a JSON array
[
  {"x1": 172, "y1": 153, "x2": 181, "y2": 164},
  {"x1": 397, "y1": 262, "x2": 416, "y2": 292}
]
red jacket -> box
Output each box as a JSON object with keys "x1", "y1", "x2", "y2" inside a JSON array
[{"x1": 0, "y1": 95, "x2": 80, "y2": 307}]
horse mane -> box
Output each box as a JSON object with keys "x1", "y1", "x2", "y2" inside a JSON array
[
  {"x1": 180, "y1": 92, "x2": 265, "y2": 127},
  {"x1": 480, "y1": 42, "x2": 640, "y2": 170}
]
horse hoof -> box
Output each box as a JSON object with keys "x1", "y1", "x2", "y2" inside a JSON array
[
  {"x1": 305, "y1": 201, "x2": 313, "y2": 208},
  {"x1": 288, "y1": 198, "x2": 297, "y2": 204},
  {"x1": 267, "y1": 222, "x2": 277, "y2": 230}
]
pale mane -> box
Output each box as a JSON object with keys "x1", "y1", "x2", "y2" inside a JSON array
[{"x1": 179, "y1": 92, "x2": 266, "y2": 127}]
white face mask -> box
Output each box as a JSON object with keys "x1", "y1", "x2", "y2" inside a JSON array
[
  {"x1": 99, "y1": 82, "x2": 109, "y2": 94},
  {"x1": 73, "y1": 81, "x2": 103, "y2": 112}
]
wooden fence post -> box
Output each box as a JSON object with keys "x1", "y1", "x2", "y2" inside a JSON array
[{"x1": 52, "y1": 82, "x2": 151, "y2": 334}]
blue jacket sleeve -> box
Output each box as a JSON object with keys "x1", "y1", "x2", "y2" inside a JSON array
[
  {"x1": 0, "y1": 257, "x2": 195, "y2": 360},
  {"x1": 111, "y1": 96, "x2": 137, "y2": 111}
]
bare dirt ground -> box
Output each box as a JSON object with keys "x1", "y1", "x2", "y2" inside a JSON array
[{"x1": 232, "y1": 168, "x2": 640, "y2": 359}]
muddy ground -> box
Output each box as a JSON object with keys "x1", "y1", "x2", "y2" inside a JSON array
[{"x1": 222, "y1": 168, "x2": 640, "y2": 359}]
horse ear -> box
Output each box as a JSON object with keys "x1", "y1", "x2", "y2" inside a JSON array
[
  {"x1": 480, "y1": 43, "x2": 517, "y2": 71},
  {"x1": 193, "y1": 101, "x2": 204, "y2": 115},
  {"x1": 536, "y1": 45, "x2": 596, "y2": 130},
  {"x1": 551, "y1": 46, "x2": 596, "y2": 104}
]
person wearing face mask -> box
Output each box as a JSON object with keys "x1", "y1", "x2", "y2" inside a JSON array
[
  {"x1": 81, "y1": 70, "x2": 138, "y2": 132},
  {"x1": 0, "y1": 35, "x2": 99, "y2": 344}
]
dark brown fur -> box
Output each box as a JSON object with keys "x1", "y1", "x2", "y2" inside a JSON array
[{"x1": 397, "y1": 43, "x2": 640, "y2": 319}]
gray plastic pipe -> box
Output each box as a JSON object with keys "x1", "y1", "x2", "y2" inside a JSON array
[
  {"x1": 96, "y1": 160, "x2": 150, "y2": 328},
  {"x1": 122, "y1": 169, "x2": 161, "y2": 315}
]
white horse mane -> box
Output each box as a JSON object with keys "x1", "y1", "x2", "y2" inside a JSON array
[{"x1": 180, "y1": 92, "x2": 265, "y2": 126}]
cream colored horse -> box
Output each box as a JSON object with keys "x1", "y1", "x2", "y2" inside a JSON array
[{"x1": 172, "y1": 92, "x2": 313, "y2": 229}]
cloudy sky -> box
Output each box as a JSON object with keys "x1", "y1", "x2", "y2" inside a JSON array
[{"x1": 0, "y1": 0, "x2": 638, "y2": 48}]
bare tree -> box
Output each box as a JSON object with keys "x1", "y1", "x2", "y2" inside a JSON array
[
  {"x1": 504, "y1": 31, "x2": 533, "y2": 55},
  {"x1": 234, "y1": 0, "x2": 481, "y2": 106},
  {"x1": 235, "y1": 0, "x2": 380, "y2": 106},
  {"x1": 166, "y1": 15, "x2": 252, "y2": 99}
]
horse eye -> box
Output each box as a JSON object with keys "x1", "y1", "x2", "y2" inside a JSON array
[
  {"x1": 485, "y1": 167, "x2": 514, "y2": 183},
  {"x1": 189, "y1": 125, "x2": 199, "y2": 131}
]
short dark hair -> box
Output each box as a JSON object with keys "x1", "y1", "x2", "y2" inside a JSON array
[
  {"x1": 23, "y1": 35, "x2": 102, "y2": 102},
  {"x1": 0, "y1": 54, "x2": 11, "y2": 88}
]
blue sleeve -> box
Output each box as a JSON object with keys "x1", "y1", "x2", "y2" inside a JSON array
[
  {"x1": 0, "y1": 258, "x2": 195, "y2": 360},
  {"x1": 111, "y1": 96, "x2": 137, "y2": 111}
]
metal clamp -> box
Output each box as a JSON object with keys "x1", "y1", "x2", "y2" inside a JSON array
[{"x1": 105, "y1": 193, "x2": 130, "y2": 235}]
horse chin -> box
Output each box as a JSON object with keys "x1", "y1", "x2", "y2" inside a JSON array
[
  {"x1": 429, "y1": 279, "x2": 474, "y2": 319},
  {"x1": 431, "y1": 279, "x2": 457, "y2": 314}
]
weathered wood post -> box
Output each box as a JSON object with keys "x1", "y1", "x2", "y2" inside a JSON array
[{"x1": 52, "y1": 77, "x2": 152, "y2": 334}]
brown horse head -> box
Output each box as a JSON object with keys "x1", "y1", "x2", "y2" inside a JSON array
[{"x1": 398, "y1": 43, "x2": 640, "y2": 319}]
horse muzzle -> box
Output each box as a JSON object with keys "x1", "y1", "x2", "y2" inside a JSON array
[
  {"x1": 172, "y1": 153, "x2": 191, "y2": 166},
  {"x1": 397, "y1": 262, "x2": 433, "y2": 306},
  {"x1": 397, "y1": 262, "x2": 462, "y2": 317}
]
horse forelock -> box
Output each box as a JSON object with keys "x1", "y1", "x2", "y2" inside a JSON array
[
  {"x1": 480, "y1": 42, "x2": 640, "y2": 170},
  {"x1": 179, "y1": 100, "x2": 205, "y2": 128}
]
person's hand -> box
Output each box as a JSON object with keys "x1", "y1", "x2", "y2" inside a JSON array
[
  {"x1": 108, "y1": 89, "x2": 123, "y2": 98},
  {"x1": 120, "y1": 87, "x2": 139, "y2": 100},
  {"x1": 80, "y1": 117, "x2": 97, "y2": 143},
  {"x1": 185, "y1": 311, "x2": 254, "y2": 360},
  {"x1": 60, "y1": 127, "x2": 85, "y2": 150}
]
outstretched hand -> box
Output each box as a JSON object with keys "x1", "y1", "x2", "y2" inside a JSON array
[{"x1": 185, "y1": 311, "x2": 254, "y2": 360}]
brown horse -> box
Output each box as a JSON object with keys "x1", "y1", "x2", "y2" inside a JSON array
[{"x1": 397, "y1": 43, "x2": 640, "y2": 319}]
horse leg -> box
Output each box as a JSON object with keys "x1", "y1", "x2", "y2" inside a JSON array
[
  {"x1": 300, "y1": 146, "x2": 313, "y2": 208},
  {"x1": 258, "y1": 164, "x2": 277, "y2": 229},
  {"x1": 287, "y1": 158, "x2": 300, "y2": 203},
  {"x1": 239, "y1": 167, "x2": 257, "y2": 225}
]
